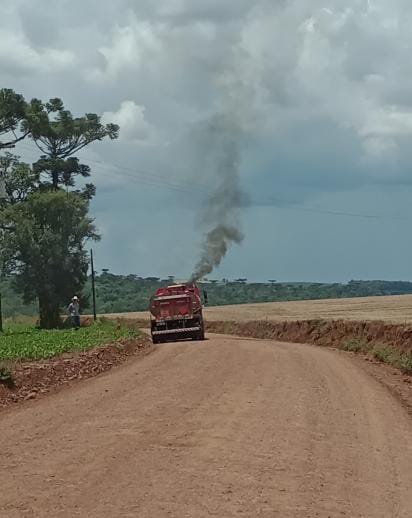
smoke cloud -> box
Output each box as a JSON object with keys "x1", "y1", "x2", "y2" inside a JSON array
[
  {"x1": 191, "y1": 225, "x2": 244, "y2": 281},
  {"x1": 191, "y1": 114, "x2": 246, "y2": 281}
]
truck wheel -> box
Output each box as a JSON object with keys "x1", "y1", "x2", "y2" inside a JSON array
[
  {"x1": 197, "y1": 325, "x2": 205, "y2": 341},
  {"x1": 194, "y1": 329, "x2": 204, "y2": 341}
]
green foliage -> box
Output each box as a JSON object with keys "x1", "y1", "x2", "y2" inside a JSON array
[
  {"x1": 26, "y1": 98, "x2": 119, "y2": 189},
  {"x1": 4, "y1": 276, "x2": 412, "y2": 317},
  {"x1": 398, "y1": 354, "x2": 412, "y2": 375},
  {"x1": 0, "y1": 89, "x2": 28, "y2": 149},
  {"x1": 0, "y1": 153, "x2": 37, "y2": 204},
  {"x1": 372, "y1": 344, "x2": 395, "y2": 363},
  {"x1": 0, "y1": 277, "x2": 38, "y2": 318},
  {"x1": 369, "y1": 344, "x2": 412, "y2": 375},
  {"x1": 342, "y1": 339, "x2": 368, "y2": 353},
  {"x1": 0, "y1": 362, "x2": 14, "y2": 388},
  {"x1": 82, "y1": 276, "x2": 412, "y2": 314},
  {"x1": 0, "y1": 89, "x2": 45, "y2": 150},
  {"x1": 33, "y1": 156, "x2": 91, "y2": 188},
  {"x1": 26, "y1": 98, "x2": 119, "y2": 153},
  {"x1": 0, "y1": 94, "x2": 119, "y2": 329},
  {"x1": 0, "y1": 320, "x2": 139, "y2": 361},
  {"x1": 2, "y1": 190, "x2": 99, "y2": 328}
]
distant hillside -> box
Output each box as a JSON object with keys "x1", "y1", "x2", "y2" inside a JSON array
[{"x1": 3, "y1": 274, "x2": 412, "y2": 318}]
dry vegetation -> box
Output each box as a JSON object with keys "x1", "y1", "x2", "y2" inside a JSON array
[
  {"x1": 107, "y1": 294, "x2": 412, "y2": 324},
  {"x1": 203, "y1": 294, "x2": 412, "y2": 323}
]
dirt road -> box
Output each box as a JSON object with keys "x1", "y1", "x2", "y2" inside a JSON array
[{"x1": 1, "y1": 335, "x2": 412, "y2": 517}]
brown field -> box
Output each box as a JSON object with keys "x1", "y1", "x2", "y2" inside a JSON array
[{"x1": 108, "y1": 294, "x2": 412, "y2": 323}]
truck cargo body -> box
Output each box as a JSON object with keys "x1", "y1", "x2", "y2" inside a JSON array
[{"x1": 150, "y1": 284, "x2": 205, "y2": 344}]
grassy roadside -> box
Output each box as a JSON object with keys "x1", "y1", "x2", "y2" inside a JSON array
[
  {"x1": 342, "y1": 339, "x2": 412, "y2": 375},
  {"x1": 0, "y1": 319, "x2": 140, "y2": 361},
  {"x1": 0, "y1": 319, "x2": 151, "y2": 407}
]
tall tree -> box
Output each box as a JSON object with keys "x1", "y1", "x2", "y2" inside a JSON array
[
  {"x1": 1, "y1": 190, "x2": 99, "y2": 328},
  {"x1": 1, "y1": 97, "x2": 119, "y2": 327},
  {"x1": 26, "y1": 98, "x2": 119, "y2": 189}
]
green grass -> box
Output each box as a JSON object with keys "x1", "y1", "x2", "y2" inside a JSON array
[
  {"x1": 371, "y1": 344, "x2": 395, "y2": 363},
  {"x1": 0, "y1": 320, "x2": 140, "y2": 361},
  {"x1": 370, "y1": 344, "x2": 412, "y2": 375},
  {"x1": 398, "y1": 354, "x2": 412, "y2": 375},
  {"x1": 342, "y1": 339, "x2": 369, "y2": 353},
  {"x1": 341, "y1": 339, "x2": 412, "y2": 375}
]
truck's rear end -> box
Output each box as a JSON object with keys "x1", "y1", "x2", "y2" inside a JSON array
[{"x1": 150, "y1": 283, "x2": 205, "y2": 344}]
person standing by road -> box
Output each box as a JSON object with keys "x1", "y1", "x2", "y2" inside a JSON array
[{"x1": 68, "y1": 296, "x2": 81, "y2": 329}]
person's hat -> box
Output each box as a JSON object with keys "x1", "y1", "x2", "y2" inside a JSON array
[{"x1": 72, "y1": 296, "x2": 79, "y2": 301}]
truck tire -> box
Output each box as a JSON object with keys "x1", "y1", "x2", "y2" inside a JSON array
[{"x1": 194, "y1": 328, "x2": 205, "y2": 341}]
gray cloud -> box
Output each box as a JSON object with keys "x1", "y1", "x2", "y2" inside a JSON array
[{"x1": 1, "y1": 0, "x2": 411, "y2": 279}]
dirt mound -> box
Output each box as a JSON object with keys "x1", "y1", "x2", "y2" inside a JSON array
[{"x1": 0, "y1": 335, "x2": 152, "y2": 409}]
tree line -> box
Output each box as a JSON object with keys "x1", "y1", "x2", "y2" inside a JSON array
[
  {"x1": 4, "y1": 274, "x2": 412, "y2": 317},
  {"x1": 0, "y1": 89, "x2": 119, "y2": 328},
  {"x1": 88, "y1": 276, "x2": 412, "y2": 313}
]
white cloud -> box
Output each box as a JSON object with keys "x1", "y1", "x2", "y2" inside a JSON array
[
  {"x1": 102, "y1": 101, "x2": 153, "y2": 142},
  {"x1": 229, "y1": 1, "x2": 412, "y2": 169},
  {"x1": 4, "y1": 0, "x2": 412, "y2": 178},
  {"x1": 88, "y1": 17, "x2": 162, "y2": 83},
  {"x1": 0, "y1": 29, "x2": 75, "y2": 75}
]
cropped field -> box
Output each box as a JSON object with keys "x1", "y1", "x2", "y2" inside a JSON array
[
  {"x1": 107, "y1": 294, "x2": 412, "y2": 324},
  {"x1": 203, "y1": 294, "x2": 412, "y2": 323},
  {"x1": 0, "y1": 320, "x2": 140, "y2": 361}
]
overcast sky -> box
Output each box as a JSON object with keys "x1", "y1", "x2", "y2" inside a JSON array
[{"x1": 1, "y1": 0, "x2": 412, "y2": 282}]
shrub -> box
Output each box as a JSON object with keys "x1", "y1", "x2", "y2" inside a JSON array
[
  {"x1": 0, "y1": 363, "x2": 15, "y2": 389},
  {"x1": 342, "y1": 339, "x2": 368, "y2": 353},
  {"x1": 371, "y1": 345, "x2": 395, "y2": 363},
  {"x1": 398, "y1": 354, "x2": 412, "y2": 375}
]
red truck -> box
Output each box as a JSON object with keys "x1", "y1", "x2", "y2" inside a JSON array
[{"x1": 149, "y1": 283, "x2": 206, "y2": 344}]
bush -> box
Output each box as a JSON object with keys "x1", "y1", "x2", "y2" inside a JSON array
[
  {"x1": 398, "y1": 354, "x2": 412, "y2": 375},
  {"x1": 0, "y1": 363, "x2": 15, "y2": 389},
  {"x1": 372, "y1": 345, "x2": 395, "y2": 363},
  {"x1": 342, "y1": 339, "x2": 368, "y2": 353}
]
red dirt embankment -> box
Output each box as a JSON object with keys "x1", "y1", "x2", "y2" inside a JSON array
[
  {"x1": 0, "y1": 335, "x2": 152, "y2": 409},
  {"x1": 132, "y1": 316, "x2": 412, "y2": 356},
  {"x1": 206, "y1": 319, "x2": 412, "y2": 354}
]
